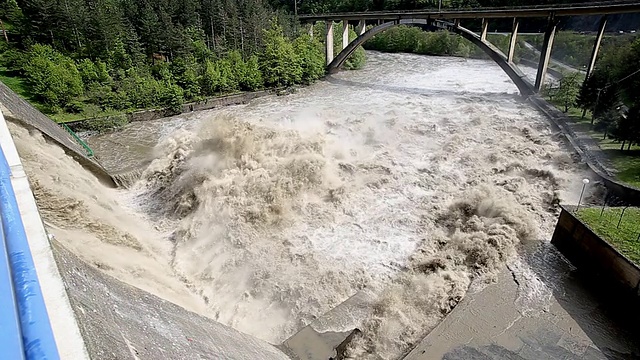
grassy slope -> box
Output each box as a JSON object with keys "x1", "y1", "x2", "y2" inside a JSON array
[
  {"x1": 551, "y1": 101, "x2": 640, "y2": 188},
  {"x1": 576, "y1": 207, "x2": 640, "y2": 265}
]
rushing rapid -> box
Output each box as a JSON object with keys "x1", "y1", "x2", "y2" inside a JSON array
[{"x1": 12, "y1": 51, "x2": 585, "y2": 359}]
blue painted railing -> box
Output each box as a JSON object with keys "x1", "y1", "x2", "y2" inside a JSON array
[{"x1": 0, "y1": 145, "x2": 59, "y2": 359}]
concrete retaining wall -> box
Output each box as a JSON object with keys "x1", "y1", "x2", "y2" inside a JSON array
[
  {"x1": 65, "y1": 89, "x2": 278, "y2": 131},
  {"x1": 551, "y1": 207, "x2": 640, "y2": 294}
]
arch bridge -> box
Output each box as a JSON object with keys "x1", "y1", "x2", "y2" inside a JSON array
[{"x1": 299, "y1": 2, "x2": 640, "y2": 95}]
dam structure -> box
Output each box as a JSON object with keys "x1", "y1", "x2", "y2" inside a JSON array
[{"x1": 1, "y1": 3, "x2": 640, "y2": 360}]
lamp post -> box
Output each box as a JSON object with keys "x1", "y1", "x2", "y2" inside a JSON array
[{"x1": 576, "y1": 178, "x2": 590, "y2": 212}]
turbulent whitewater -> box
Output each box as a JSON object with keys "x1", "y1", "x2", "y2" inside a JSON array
[{"x1": 12, "y1": 52, "x2": 586, "y2": 359}]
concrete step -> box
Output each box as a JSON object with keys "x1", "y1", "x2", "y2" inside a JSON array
[{"x1": 279, "y1": 290, "x2": 376, "y2": 360}]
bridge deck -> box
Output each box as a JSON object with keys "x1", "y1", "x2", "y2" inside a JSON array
[{"x1": 300, "y1": 1, "x2": 640, "y2": 21}]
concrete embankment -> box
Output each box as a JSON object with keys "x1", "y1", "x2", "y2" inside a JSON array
[
  {"x1": 551, "y1": 206, "x2": 640, "y2": 294},
  {"x1": 402, "y1": 242, "x2": 640, "y2": 360}
]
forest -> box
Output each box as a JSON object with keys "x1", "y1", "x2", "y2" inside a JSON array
[{"x1": 0, "y1": 0, "x2": 366, "y2": 121}]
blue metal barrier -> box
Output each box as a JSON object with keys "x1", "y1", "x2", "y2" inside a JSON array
[
  {"x1": 0, "y1": 145, "x2": 59, "y2": 360},
  {"x1": 0, "y1": 215, "x2": 26, "y2": 360}
]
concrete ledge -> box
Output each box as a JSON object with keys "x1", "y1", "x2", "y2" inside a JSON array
[
  {"x1": 551, "y1": 206, "x2": 640, "y2": 294},
  {"x1": 280, "y1": 290, "x2": 376, "y2": 360},
  {"x1": 0, "y1": 110, "x2": 89, "y2": 359}
]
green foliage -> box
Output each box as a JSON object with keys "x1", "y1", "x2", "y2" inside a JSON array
[
  {"x1": 241, "y1": 55, "x2": 264, "y2": 91},
  {"x1": 23, "y1": 44, "x2": 83, "y2": 111},
  {"x1": 364, "y1": 25, "x2": 484, "y2": 59},
  {"x1": 201, "y1": 60, "x2": 223, "y2": 95},
  {"x1": 77, "y1": 59, "x2": 112, "y2": 89},
  {"x1": 170, "y1": 57, "x2": 201, "y2": 101},
  {"x1": 555, "y1": 72, "x2": 581, "y2": 113},
  {"x1": 216, "y1": 58, "x2": 239, "y2": 93},
  {"x1": 0, "y1": 48, "x2": 25, "y2": 73},
  {"x1": 594, "y1": 109, "x2": 620, "y2": 139},
  {"x1": 226, "y1": 50, "x2": 247, "y2": 90},
  {"x1": 2, "y1": 0, "x2": 366, "y2": 122},
  {"x1": 161, "y1": 82, "x2": 185, "y2": 112},
  {"x1": 260, "y1": 21, "x2": 302, "y2": 87},
  {"x1": 294, "y1": 34, "x2": 326, "y2": 83}
]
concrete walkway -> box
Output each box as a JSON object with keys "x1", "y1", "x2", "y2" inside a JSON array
[{"x1": 403, "y1": 243, "x2": 640, "y2": 360}]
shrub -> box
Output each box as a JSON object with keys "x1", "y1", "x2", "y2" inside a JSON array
[
  {"x1": 260, "y1": 21, "x2": 302, "y2": 87},
  {"x1": 23, "y1": 44, "x2": 84, "y2": 110},
  {"x1": 241, "y1": 55, "x2": 264, "y2": 91},
  {"x1": 294, "y1": 34, "x2": 325, "y2": 83}
]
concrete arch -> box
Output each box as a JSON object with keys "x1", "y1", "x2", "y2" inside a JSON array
[{"x1": 327, "y1": 19, "x2": 535, "y2": 96}]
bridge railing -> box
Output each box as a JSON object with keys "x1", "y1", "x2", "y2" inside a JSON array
[
  {"x1": 0, "y1": 143, "x2": 60, "y2": 359},
  {"x1": 61, "y1": 123, "x2": 94, "y2": 158}
]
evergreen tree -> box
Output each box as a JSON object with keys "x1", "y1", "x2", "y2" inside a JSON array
[
  {"x1": 259, "y1": 21, "x2": 301, "y2": 87},
  {"x1": 241, "y1": 55, "x2": 264, "y2": 91},
  {"x1": 294, "y1": 34, "x2": 325, "y2": 83}
]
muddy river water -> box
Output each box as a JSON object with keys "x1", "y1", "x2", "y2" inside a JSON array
[{"x1": 13, "y1": 51, "x2": 593, "y2": 359}]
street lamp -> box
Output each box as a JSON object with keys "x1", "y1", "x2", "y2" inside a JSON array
[{"x1": 576, "y1": 178, "x2": 590, "y2": 212}]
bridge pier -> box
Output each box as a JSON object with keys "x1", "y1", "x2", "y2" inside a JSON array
[
  {"x1": 326, "y1": 21, "x2": 334, "y2": 65},
  {"x1": 585, "y1": 16, "x2": 608, "y2": 80},
  {"x1": 508, "y1": 18, "x2": 519, "y2": 63},
  {"x1": 480, "y1": 18, "x2": 488, "y2": 41},
  {"x1": 342, "y1": 20, "x2": 349, "y2": 50},
  {"x1": 534, "y1": 16, "x2": 558, "y2": 92},
  {"x1": 358, "y1": 19, "x2": 366, "y2": 35}
]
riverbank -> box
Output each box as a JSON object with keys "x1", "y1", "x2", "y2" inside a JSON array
[{"x1": 64, "y1": 88, "x2": 285, "y2": 133}]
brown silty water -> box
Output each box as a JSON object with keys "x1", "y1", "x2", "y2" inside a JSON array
[{"x1": 11, "y1": 51, "x2": 588, "y2": 359}]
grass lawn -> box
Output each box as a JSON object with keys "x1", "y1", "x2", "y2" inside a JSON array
[
  {"x1": 50, "y1": 109, "x2": 127, "y2": 124},
  {"x1": 0, "y1": 66, "x2": 49, "y2": 113},
  {"x1": 576, "y1": 207, "x2": 640, "y2": 265}
]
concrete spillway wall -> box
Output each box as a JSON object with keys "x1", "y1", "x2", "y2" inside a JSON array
[{"x1": 51, "y1": 240, "x2": 291, "y2": 360}]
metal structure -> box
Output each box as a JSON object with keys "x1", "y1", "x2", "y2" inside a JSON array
[
  {"x1": 0, "y1": 144, "x2": 60, "y2": 359},
  {"x1": 301, "y1": 1, "x2": 640, "y2": 94}
]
